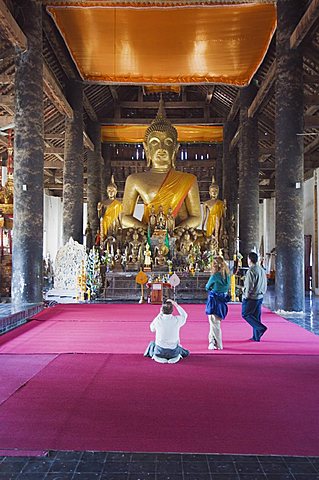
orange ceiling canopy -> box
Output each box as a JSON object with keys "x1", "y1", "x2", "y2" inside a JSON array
[{"x1": 47, "y1": 1, "x2": 276, "y2": 86}]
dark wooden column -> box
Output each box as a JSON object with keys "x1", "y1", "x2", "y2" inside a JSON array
[
  {"x1": 215, "y1": 143, "x2": 223, "y2": 199},
  {"x1": 12, "y1": 0, "x2": 44, "y2": 305},
  {"x1": 87, "y1": 122, "x2": 101, "y2": 236},
  {"x1": 63, "y1": 80, "x2": 83, "y2": 244},
  {"x1": 223, "y1": 121, "x2": 238, "y2": 259},
  {"x1": 101, "y1": 143, "x2": 112, "y2": 201},
  {"x1": 275, "y1": 0, "x2": 305, "y2": 312},
  {"x1": 238, "y1": 83, "x2": 259, "y2": 263}
]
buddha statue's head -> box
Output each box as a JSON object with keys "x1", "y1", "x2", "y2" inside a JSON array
[
  {"x1": 106, "y1": 175, "x2": 117, "y2": 200},
  {"x1": 143, "y1": 98, "x2": 180, "y2": 171},
  {"x1": 209, "y1": 176, "x2": 219, "y2": 200}
]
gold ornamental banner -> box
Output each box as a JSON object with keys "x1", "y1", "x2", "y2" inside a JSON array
[
  {"x1": 101, "y1": 125, "x2": 223, "y2": 143},
  {"x1": 47, "y1": 3, "x2": 276, "y2": 86}
]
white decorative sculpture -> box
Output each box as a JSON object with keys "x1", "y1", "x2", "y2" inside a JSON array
[{"x1": 46, "y1": 238, "x2": 87, "y2": 302}]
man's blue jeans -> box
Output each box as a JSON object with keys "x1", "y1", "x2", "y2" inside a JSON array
[{"x1": 242, "y1": 298, "x2": 267, "y2": 341}]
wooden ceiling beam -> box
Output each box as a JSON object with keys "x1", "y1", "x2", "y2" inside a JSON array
[
  {"x1": 0, "y1": 95, "x2": 14, "y2": 108},
  {"x1": 248, "y1": 60, "x2": 276, "y2": 118},
  {"x1": 290, "y1": 0, "x2": 319, "y2": 50},
  {"x1": 109, "y1": 86, "x2": 119, "y2": 102},
  {"x1": 43, "y1": 13, "x2": 98, "y2": 122},
  {"x1": 304, "y1": 94, "x2": 319, "y2": 105},
  {"x1": 0, "y1": 74, "x2": 13, "y2": 84},
  {"x1": 205, "y1": 86, "x2": 215, "y2": 105},
  {"x1": 43, "y1": 183, "x2": 63, "y2": 190},
  {"x1": 304, "y1": 115, "x2": 319, "y2": 128},
  {"x1": 101, "y1": 117, "x2": 224, "y2": 125},
  {"x1": 43, "y1": 63, "x2": 73, "y2": 119},
  {"x1": 229, "y1": 127, "x2": 241, "y2": 151},
  {"x1": 83, "y1": 131, "x2": 94, "y2": 151},
  {"x1": 44, "y1": 147, "x2": 64, "y2": 155},
  {"x1": 120, "y1": 101, "x2": 206, "y2": 109},
  {"x1": 226, "y1": 92, "x2": 240, "y2": 122},
  {"x1": 44, "y1": 133, "x2": 65, "y2": 140},
  {"x1": 259, "y1": 191, "x2": 272, "y2": 199},
  {"x1": 0, "y1": 114, "x2": 14, "y2": 129},
  {"x1": 0, "y1": 1, "x2": 74, "y2": 121},
  {"x1": 0, "y1": 0, "x2": 27, "y2": 50},
  {"x1": 304, "y1": 75, "x2": 319, "y2": 84},
  {"x1": 0, "y1": 135, "x2": 7, "y2": 147},
  {"x1": 44, "y1": 159, "x2": 63, "y2": 169},
  {"x1": 83, "y1": 95, "x2": 98, "y2": 122}
]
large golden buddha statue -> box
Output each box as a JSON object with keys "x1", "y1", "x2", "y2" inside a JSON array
[{"x1": 122, "y1": 100, "x2": 201, "y2": 231}]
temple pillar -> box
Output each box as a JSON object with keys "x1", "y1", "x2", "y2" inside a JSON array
[
  {"x1": 223, "y1": 121, "x2": 238, "y2": 259},
  {"x1": 275, "y1": 0, "x2": 305, "y2": 312},
  {"x1": 63, "y1": 80, "x2": 83, "y2": 244},
  {"x1": 215, "y1": 143, "x2": 223, "y2": 199},
  {"x1": 238, "y1": 83, "x2": 259, "y2": 263},
  {"x1": 12, "y1": 0, "x2": 44, "y2": 306},
  {"x1": 87, "y1": 122, "x2": 101, "y2": 236}
]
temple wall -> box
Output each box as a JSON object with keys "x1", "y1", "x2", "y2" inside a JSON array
[
  {"x1": 304, "y1": 175, "x2": 316, "y2": 293},
  {"x1": 263, "y1": 198, "x2": 276, "y2": 256},
  {"x1": 43, "y1": 194, "x2": 86, "y2": 264},
  {"x1": 43, "y1": 194, "x2": 63, "y2": 262},
  {"x1": 259, "y1": 202, "x2": 264, "y2": 253},
  {"x1": 304, "y1": 177, "x2": 314, "y2": 237}
]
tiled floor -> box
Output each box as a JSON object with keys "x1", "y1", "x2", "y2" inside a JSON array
[
  {"x1": 1, "y1": 451, "x2": 319, "y2": 480},
  {"x1": 1, "y1": 288, "x2": 319, "y2": 478}
]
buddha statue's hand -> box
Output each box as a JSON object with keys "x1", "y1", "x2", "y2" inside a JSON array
[{"x1": 121, "y1": 215, "x2": 146, "y2": 230}]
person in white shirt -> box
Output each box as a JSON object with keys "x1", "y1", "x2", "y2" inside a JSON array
[{"x1": 144, "y1": 299, "x2": 189, "y2": 364}]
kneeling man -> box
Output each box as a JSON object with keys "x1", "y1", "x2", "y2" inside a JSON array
[{"x1": 144, "y1": 299, "x2": 189, "y2": 364}]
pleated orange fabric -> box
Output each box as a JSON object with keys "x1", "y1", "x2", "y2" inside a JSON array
[
  {"x1": 47, "y1": 2, "x2": 276, "y2": 86},
  {"x1": 101, "y1": 125, "x2": 223, "y2": 143}
]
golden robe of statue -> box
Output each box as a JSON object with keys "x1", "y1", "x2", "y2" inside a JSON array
[
  {"x1": 202, "y1": 176, "x2": 225, "y2": 243},
  {"x1": 97, "y1": 175, "x2": 122, "y2": 243},
  {"x1": 122, "y1": 99, "x2": 201, "y2": 231}
]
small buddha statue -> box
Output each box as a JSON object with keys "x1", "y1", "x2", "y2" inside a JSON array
[
  {"x1": 121, "y1": 248, "x2": 128, "y2": 272},
  {"x1": 202, "y1": 176, "x2": 226, "y2": 248},
  {"x1": 156, "y1": 205, "x2": 167, "y2": 231},
  {"x1": 166, "y1": 207, "x2": 175, "y2": 235},
  {"x1": 129, "y1": 230, "x2": 140, "y2": 264},
  {"x1": 4, "y1": 176, "x2": 13, "y2": 204},
  {"x1": 149, "y1": 205, "x2": 157, "y2": 235},
  {"x1": 144, "y1": 243, "x2": 152, "y2": 270},
  {"x1": 180, "y1": 231, "x2": 193, "y2": 256},
  {"x1": 97, "y1": 175, "x2": 122, "y2": 245},
  {"x1": 122, "y1": 98, "x2": 201, "y2": 230},
  {"x1": 85, "y1": 220, "x2": 93, "y2": 252},
  {"x1": 155, "y1": 237, "x2": 169, "y2": 266}
]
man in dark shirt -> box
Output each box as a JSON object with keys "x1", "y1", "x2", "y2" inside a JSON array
[{"x1": 241, "y1": 252, "x2": 268, "y2": 342}]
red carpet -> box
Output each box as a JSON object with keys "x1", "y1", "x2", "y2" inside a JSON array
[
  {"x1": 0, "y1": 353, "x2": 319, "y2": 456},
  {"x1": 1, "y1": 303, "x2": 319, "y2": 456},
  {"x1": 0, "y1": 303, "x2": 319, "y2": 355},
  {"x1": 0, "y1": 354, "x2": 56, "y2": 405}
]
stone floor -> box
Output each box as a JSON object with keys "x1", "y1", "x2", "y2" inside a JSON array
[
  {"x1": 1, "y1": 287, "x2": 319, "y2": 478},
  {"x1": 1, "y1": 451, "x2": 319, "y2": 480},
  {"x1": 263, "y1": 287, "x2": 319, "y2": 335}
]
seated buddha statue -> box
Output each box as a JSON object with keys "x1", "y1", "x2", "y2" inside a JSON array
[
  {"x1": 122, "y1": 99, "x2": 201, "y2": 231},
  {"x1": 97, "y1": 175, "x2": 122, "y2": 246},
  {"x1": 155, "y1": 205, "x2": 167, "y2": 231},
  {"x1": 202, "y1": 176, "x2": 226, "y2": 248}
]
